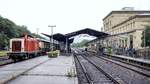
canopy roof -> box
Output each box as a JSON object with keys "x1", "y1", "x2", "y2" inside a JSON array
[
  {"x1": 42, "y1": 33, "x2": 66, "y2": 42},
  {"x1": 68, "y1": 38, "x2": 74, "y2": 44},
  {"x1": 42, "y1": 28, "x2": 109, "y2": 43},
  {"x1": 65, "y1": 28, "x2": 109, "y2": 38}
]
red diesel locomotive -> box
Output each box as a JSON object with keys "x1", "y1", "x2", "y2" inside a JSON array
[{"x1": 7, "y1": 34, "x2": 50, "y2": 61}]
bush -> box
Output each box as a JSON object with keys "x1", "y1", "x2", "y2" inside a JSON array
[
  {"x1": 0, "y1": 51, "x2": 7, "y2": 57},
  {"x1": 47, "y1": 50, "x2": 60, "y2": 58},
  {"x1": 107, "y1": 47, "x2": 112, "y2": 54}
]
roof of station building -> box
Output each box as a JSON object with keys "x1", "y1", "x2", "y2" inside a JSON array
[
  {"x1": 103, "y1": 10, "x2": 150, "y2": 20},
  {"x1": 112, "y1": 14, "x2": 150, "y2": 28}
]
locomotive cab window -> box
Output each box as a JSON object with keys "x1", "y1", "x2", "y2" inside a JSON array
[{"x1": 12, "y1": 41, "x2": 22, "y2": 52}]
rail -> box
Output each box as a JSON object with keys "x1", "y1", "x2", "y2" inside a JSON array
[
  {"x1": 97, "y1": 54, "x2": 150, "y2": 77},
  {"x1": 81, "y1": 55, "x2": 120, "y2": 84},
  {"x1": 74, "y1": 54, "x2": 94, "y2": 84},
  {"x1": 104, "y1": 53, "x2": 150, "y2": 71}
]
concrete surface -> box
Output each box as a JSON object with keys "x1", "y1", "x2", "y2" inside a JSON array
[
  {"x1": 7, "y1": 56, "x2": 78, "y2": 84},
  {"x1": 0, "y1": 56, "x2": 49, "y2": 84}
]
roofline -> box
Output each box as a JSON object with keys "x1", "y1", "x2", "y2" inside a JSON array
[
  {"x1": 112, "y1": 14, "x2": 150, "y2": 28},
  {"x1": 42, "y1": 33, "x2": 67, "y2": 42},
  {"x1": 42, "y1": 33, "x2": 66, "y2": 38},
  {"x1": 65, "y1": 28, "x2": 109, "y2": 38},
  {"x1": 103, "y1": 10, "x2": 150, "y2": 21},
  {"x1": 81, "y1": 29, "x2": 144, "y2": 44}
]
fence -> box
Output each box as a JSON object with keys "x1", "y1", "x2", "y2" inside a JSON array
[
  {"x1": 136, "y1": 49, "x2": 150, "y2": 59},
  {"x1": 113, "y1": 48, "x2": 150, "y2": 60}
]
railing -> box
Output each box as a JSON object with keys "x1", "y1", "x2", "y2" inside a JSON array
[
  {"x1": 136, "y1": 49, "x2": 150, "y2": 59},
  {"x1": 100, "y1": 48, "x2": 150, "y2": 60},
  {"x1": 113, "y1": 48, "x2": 150, "y2": 60}
]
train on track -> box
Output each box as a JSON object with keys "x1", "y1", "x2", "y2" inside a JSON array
[{"x1": 7, "y1": 34, "x2": 50, "y2": 61}]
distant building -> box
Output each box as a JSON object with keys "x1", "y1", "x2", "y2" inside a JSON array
[
  {"x1": 103, "y1": 9, "x2": 150, "y2": 49},
  {"x1": 122, "y1": 7, "x2": 134, "y2": 11}
]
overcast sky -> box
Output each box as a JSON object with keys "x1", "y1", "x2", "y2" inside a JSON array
[{"x1": 0, "y1": 0, "x2": 150, "y2": 42}]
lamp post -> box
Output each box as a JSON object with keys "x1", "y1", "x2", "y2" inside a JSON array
[
  {"x1": 141, "y1": 24, "x2": 146, "y2": 58},
  {"x1": 144, "y1": 26, "x2": 146, "y2": 58},
  {"x1": 48, "y1": 25, "x2": 56, "y2": 52},
  {"x1": 36, "y1": 28, "x2": 39, "y2": 35}
]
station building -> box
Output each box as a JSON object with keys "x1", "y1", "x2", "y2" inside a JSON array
[{"x1": 102, "y1": 8, "x2": 150, "y2": 49}]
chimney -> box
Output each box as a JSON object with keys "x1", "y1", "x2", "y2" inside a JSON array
[{"x1": 122, "y1": 7, "x2": 134, "y2": 11}]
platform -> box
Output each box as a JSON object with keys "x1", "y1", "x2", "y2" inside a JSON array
[
  {"x1": 105, "y1": 54, "x2": 150, "y2": 64},
  {"x1": 0, "y1": 55, "x2": 78, "y2": 84},
  {"x1": 0, "y1": 56, "x2": 49, "y2": 84}
]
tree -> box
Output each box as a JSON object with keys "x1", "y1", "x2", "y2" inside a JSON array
[
  {"x1": 79, "y1": 39, "x2": 89, "y2": 47},
  {"x1": 0, "y1": 32, "x2": 9, "y2": 50},
  {"x1": 15, "y1": 25, "x2": 31, "y2": 37},
  {"x1": 141, "y1": 26, "x2": 150, "y2": 48},
  {"x1": 0, "y1": 16, "x2": 17, "y2": 38},
  {"x1": 71, "y1": 39, "x2": 89, "y2": 48},
  {"x1": 0, "y1": 15, "x2": 32, "y2": 50}
]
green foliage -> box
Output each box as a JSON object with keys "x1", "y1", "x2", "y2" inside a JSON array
[
  {"x1": 107, "y1": 47, "x2": 112, "y2": 54},
  {"x1": 0, "y1": 15, "x2": 46, "y2": 50},
  {"x1": 141, "y1": 26, "x2": 150, "y2": 48},
  {"x1": 0, "y1": 15, "x2": 31, "y2": 50},
  {"x1": 15, "y1": 25, "x2": 31, "y2": 37},
  {"x1": 0, "y1": 32, "x2": 9, "y2": 49},
  {"x1": 0, "y1": 16, "x2": 16, "y2": 38},
  {"x1": 71, "y1": 39, "x2": 89, "y2": 48},
  {"x1": 67, "y1": 67, "x2": 76, "y2": 77},
  {"x1": 0, "y1": 51, "x2": 7, "y2": 57},
  {"x1": 47, "y1": 50, "x2": 59, "y2": 58}
]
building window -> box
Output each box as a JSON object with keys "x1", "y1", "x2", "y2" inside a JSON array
[
  {"x1": 126, "y1": 24, "x2": 128, "y2": 31},
  {"x1": 127, "y1": 24, "x2": 130, "y2": 31},
  {"x1": 134, "y1": 36, "x2": 136, "y2": 39},
  {"x1": 130, "y1": 23, "x2": 132, "y2": 30},
  {"x1": 133, "y1": 22, "x2": 135, "y2": 28},
  {"x1": 123, "y1": 27, "x2": 125, "y2": 32}
]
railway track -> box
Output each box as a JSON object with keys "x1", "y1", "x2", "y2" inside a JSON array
[
  {"x1": 87, "y1": 51, "x2": 150, "y2": 70},
  {"x1": 85, "y1": 51, "x2": 150, "y2": 77},
  {"x1": 74, "y1": 55, "x2": 94, "y2": 84},
  {"x1": 96, "y1": 55, "x2": 150, "y2": 77},
  {"x1": 73, "y1": 48, "x2": 150, "y2": 84},
  {"x1": 103, "y1": 54, "x2": 150, "y2": 71},
  {"x1": 74, "y1": 51, "x2": 120, "y2": 84},
  {"x1": 84, "y1": 51, "x2": 150, "y2": 84}
]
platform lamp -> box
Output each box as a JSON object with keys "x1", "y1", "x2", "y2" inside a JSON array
[
  {"x1": 48, "y1": 25, "x2": 56, "y2": 52},
  {"x1": 36, "y1": 28, "x2": 39, "y2": 38},
  {"x1": 36, "y1": 28, "x2": 39, "y2": 35}
]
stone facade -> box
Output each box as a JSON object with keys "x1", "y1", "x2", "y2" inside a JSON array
[{"x1": 103, "y1": 10, "x2": 150, "y2": 49}]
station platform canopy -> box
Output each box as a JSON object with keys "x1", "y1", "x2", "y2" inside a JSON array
[
  {"x1": 42, "y1": 28, "x2": 109, "y2": 52},
  {"x1": 42, "y1": 33, "x2": 66, "y2": 42},
  {"x1": 42, "y1": 28, "x2": 109, "y2": 43},
  {"x1": 65, "y1": 28, "x2": 109, "y2": 38},
  {"x1": 42, "y1": 33, "x2": 74, "y2": 44}
]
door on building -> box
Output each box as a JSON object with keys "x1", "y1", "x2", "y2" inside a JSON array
[{"x1": 130, "y1": 35, "x2": 133, "y2": 49}]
